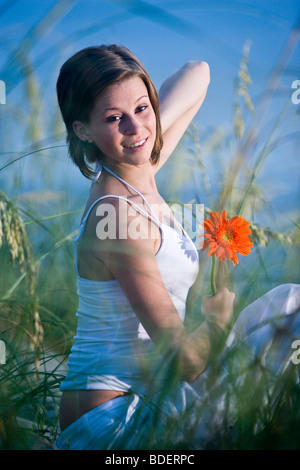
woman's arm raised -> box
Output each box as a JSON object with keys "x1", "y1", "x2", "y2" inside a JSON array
[{"x1": 155, "y1": 61, "x2": 210, "y2": 173}]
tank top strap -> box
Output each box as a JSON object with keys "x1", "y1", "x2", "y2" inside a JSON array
[
  {"x1": 101, "y1": 165, "x2": 191, "y2": 240},
  {"x1": 73, "y1": 193, "x2": 163, "y2": 277},
  {"x1": 102, "y1": 165, "x2": 160, "y2": 224},
  {"x1": 74, "y1": 194, "x2": 162, "y2": 243}
]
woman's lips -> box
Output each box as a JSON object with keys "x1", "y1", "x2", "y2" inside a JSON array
[{"x1": 123, "y1": 137, "x2": 148, "y2": 149}]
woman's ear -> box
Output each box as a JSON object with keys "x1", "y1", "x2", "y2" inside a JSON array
[{"x1": 72, "y1": 121, "x2": 93, "y2": 143}]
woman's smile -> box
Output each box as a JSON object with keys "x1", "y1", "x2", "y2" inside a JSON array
[{"x1": 123, "y1": 137, "x2": 148, "y2": 150}]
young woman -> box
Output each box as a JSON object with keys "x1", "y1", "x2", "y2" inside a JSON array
[{"x1": 55, "y1": 45, "x2": 300, "y2": 450}]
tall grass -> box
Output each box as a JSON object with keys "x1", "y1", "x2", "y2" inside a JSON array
[{"x1": 0, "y1": 3, "x2": 299, "y2": 450}]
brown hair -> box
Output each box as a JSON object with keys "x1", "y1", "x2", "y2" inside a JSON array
[{"x1": 56, "y1": 44, "x2": 163, "y2": 179}]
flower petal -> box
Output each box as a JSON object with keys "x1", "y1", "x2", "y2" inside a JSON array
[{"x1": 201, "y1": 210, "x2": 253, "y2": 264}]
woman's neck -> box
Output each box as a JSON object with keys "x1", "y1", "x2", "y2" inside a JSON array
[{"x1": 101, "y1": 159, "x2": 158, "y2": 194}]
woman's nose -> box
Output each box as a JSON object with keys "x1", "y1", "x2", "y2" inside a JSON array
[{"x1": 122, "y1": 114, "x2": 141, "y2": 134}]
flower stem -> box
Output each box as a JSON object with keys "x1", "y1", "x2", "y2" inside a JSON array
[{"x1": 211, "y1": 255, "x2": 217, "y2": 296}]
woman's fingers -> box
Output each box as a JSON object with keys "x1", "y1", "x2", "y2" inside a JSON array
[{"x1": 201, "y1": 287, "x2": 235, "y2": 328}]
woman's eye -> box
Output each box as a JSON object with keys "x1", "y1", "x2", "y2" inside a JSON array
[
  {"x1": 136, "y1": 105, "x2": 148, "y2": 113},
  {"x1": 106, "y1": 115, "x2": 121, "y2": 123}
]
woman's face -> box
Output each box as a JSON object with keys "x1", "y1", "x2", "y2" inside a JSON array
[{"x1": 78, "y1": 76, "x2": 157, "y2": 167}]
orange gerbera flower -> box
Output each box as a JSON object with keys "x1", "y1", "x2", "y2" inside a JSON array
[{"x1": 201, "y1": 210, "x2": 253, "y2": 266}]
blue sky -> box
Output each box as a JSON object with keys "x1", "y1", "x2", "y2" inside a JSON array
[
  {"x1": 1, "y1": 0, "x2": 299, "y2": 122},
  {"x1": 0, "y1": 0, "x2": 299, "y2": 225}
]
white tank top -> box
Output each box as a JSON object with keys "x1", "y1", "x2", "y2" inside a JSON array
[{"x1": 60, "y1": 165, "x2": 199, "y2": 394}]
